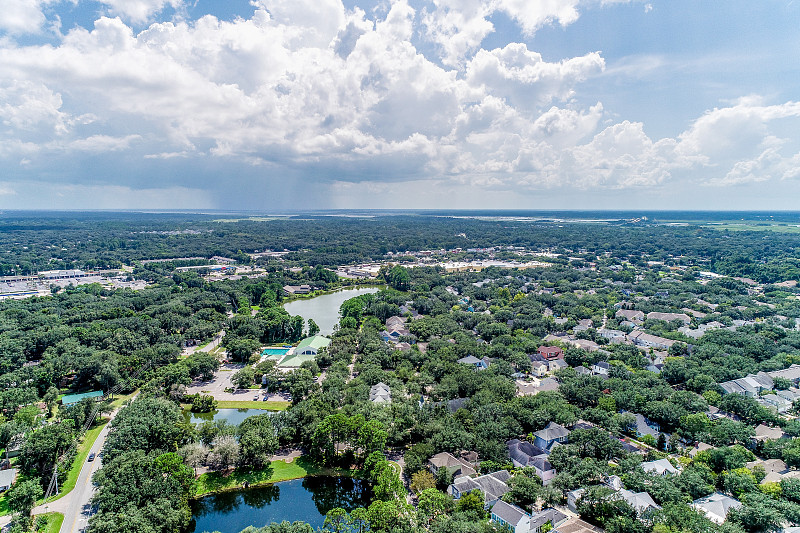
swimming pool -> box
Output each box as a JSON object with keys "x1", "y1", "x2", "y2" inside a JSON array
[{"x1": 261, "y1": 347, "x2": 291, "y2": 357}]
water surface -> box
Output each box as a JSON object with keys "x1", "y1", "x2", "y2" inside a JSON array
[
  {"x1": 189, "y1": 477, "x2": 372, "y2": 533},
  {"x1": 283, "y1": 287, "x2": 380, "y2": 335}
]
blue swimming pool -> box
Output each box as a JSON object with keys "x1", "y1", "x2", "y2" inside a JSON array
[{"x1": 261, "y1": 347, "x2": 290, "y2": 356}]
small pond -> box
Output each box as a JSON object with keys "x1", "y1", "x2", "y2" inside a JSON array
[
  {"x1": 282, "y1": 286, "x2": 381, "y2": 335},
  {"x1": 189, "y1": 477, "x2": 372, "y2": 533},
  {"x1": 184, "y1": 408, "x2": 270, "y2": 426}
]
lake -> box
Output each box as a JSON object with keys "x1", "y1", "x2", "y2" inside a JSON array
[
  {"x1": 283, "y1": 286, "x2": 381, "y2": 335},
  {"x1": 184, "y1": 409, "x2": 269, "y2": 426},
  {"x1": 189, "y1": 477, "x2": 372, "y2": 533}
]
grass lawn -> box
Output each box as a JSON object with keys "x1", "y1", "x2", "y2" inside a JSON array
[
  {"x1": 37, "y1": 512, "x2": 64, "y2": 533},
  {"x1": 108, "y1": 391, "x2": 136, "y2": 409},
  {"x1": 215, "y1": 400, "x2": 290, "y2": 411},
  {"x1": 195, "y1": 456, "x2": 326, "y2": 496}
]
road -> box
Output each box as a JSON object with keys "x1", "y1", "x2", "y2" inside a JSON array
[
  {"x1": 48, "y1": 418, "x2": 110, "y2": 533},
  {"x1": 24, "y1": 400, "x2": 129, "y2": 533}
]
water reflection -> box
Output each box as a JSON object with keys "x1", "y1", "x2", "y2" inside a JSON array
[{"x1": 189, "y1": 477, "x2": 372, "y2": 533}]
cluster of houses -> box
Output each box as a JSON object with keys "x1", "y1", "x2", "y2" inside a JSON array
[
  {"x1": 719, "y1": 365, "x2": 800, "y2": 413},
  {"x1": 380, "y1": 316, "x2": 414, "y2": 352},
  {"x1": 429, "y1": 449, "x2": 598, "y2": 533},
  {"x1": 427, "y1": 421, "x2": 747, "y2": 532}
]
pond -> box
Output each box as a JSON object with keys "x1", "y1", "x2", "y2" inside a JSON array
[
  {"x1": 282, "y1": 286, "x2": 381, "y2": 335},
  {"x1": 184, "y1": 409, "x2": 270, "y2": 426},
  {"x1": 189, "y1": 477, "x2": 372, "y2": 533}
]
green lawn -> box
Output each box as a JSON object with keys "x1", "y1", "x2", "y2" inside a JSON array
[
  {"x1": 195, "y1": 457, "x2": 323, "y2": 496},
  {"x1": 38, "y1": 512, "x2": 64, "y2": 533},
  {"x1": 108, "y1": 391, "x2": 136, "y2": 409},
  {"x1": 215, "y1": 400, "x2": 290, "y2": 411}
]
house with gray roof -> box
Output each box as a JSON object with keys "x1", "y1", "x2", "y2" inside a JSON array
[
  {"x1": 692, "y1": 492, "x2": 742, "y2": 524},
  {"x1": 490, "y1": 501, "x2": 568, "y2": 533},
  {"x1": 616, "y1": 309, "x2": 645, "y2": 322},
  {"x1": 457, "y1": 355, "x2": 489, "y2": 370},
  {"x1": 753, "y1": 424, "x2": 788, "y2": 443},
  {"x1": 369, "y1": 383, "x2": 391, "y2": 404},
  {"x1": 507, "y1": 439, "x2": 548, "y2": 467},
  {"x1": 507, "y1": 439, "x2": 556, "y2": 484},
  {"x1": 628, "y1": 331, "x2": 676, "y2": 350},
  {"x1": 449, "y1": 470, "x2": 512, "y2": 509},
  {"x1": 490, "y1": 500, "x2": 529, "y2": 533},
  {"x1": 646, "y1": 312, "x2": 691, "y2": 325},
  {"x1": 618, "y1": 487, "x2": 661, "y2": 515},
  {"x1": 632, "y1": 413, "x2": 660, "y2": 439},
  {"x1": 641, "y1": 458, "x2": 679, "y2": 476},
  {"x1": 533, "y1": 422, "x2": 570, "y2": 451}
]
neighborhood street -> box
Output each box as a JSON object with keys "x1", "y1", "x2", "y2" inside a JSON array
[{"x1": 0, "y1": 400, "x2": 130, "y2": 533}]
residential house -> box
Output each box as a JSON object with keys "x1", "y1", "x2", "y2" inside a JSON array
[
  {"x1": 449, "y1": 470, "x2": 512, "y2": 509},
  {"x1": 548, "y1": 359, "x2": 568, "y2": 372},
  {"x1": 592, "y1": 361, "x2": 610, "y2": 376},
  {"x1": 530, "y1": 508, "x2": 568, "y2": 533},
  {"x1": 628, "y1": 331, "x2": 676, "y2": 350},
  {"x1": 762, "y1": 394, "x2": 793, "y2": 413},
  {"x1": 507, "y1": 439, "x2": 556, "y2": 484},
  {"x1": 600, "y1": 329, "x2": 626, "y2": 342},
  {"x1": 457, "y1": 355, "x2": 490, "y2": 370},
  {"x1": 385, "y1": 316, "x2": 407, "y2": 329},
  {"x1": 692, "y1": 493, "x2": 742, "y2": 524},
  {"x1": 646, "y1": 312, "x2": 691, "y2": 325},
  {"x1": 533, "y1": 422, "x2": 570, "y2": 452},
  {"x1": 753, "y1": 424, "x2": 788, "y2": 444},
  {"x1": 641, "y1": 458, "x2": 679, "y2": 476},
  {"x1": 490, "y1": 500, "x2": 530, "y2": 533},
  {"x1": 617, "y1": 487, "x2": 661, "y2": 515},
  {"x1": 575, "y1": 366, "x2": 592, "y2": 376},
  {"x1": 537, "y1": 346, "x2": 564, "y2": 361},
  {"x1": 507, "y1": 439, "x2": 548, "y2": 467},
  {"x1": 632, "y1": 413, "x2": 660, "y2": 439},
  {"x1": 688, "y1": 442, "x2": 714, "y2": 458},
  {"x1": 428, "y1": 452, "x2": 476, "y2": 478},
  {"x1": 529, "y1": 456, "x2": 556, "y2": 485},
  {"x1": 616, "y1": 309, "x2": 645, "y2": 322},
  {"x1": 531, "y1": 360, "x2": 549, "y2": 377},
  {"x1": 569, "y1": 338, "x2": 601, "y2": 352},
  {"x1": 369, "y1": 383, "x2": 391, "y2": 404},
  {"x1": 0, "y1": 468, "x2": 17, "y2": 491},
  {"x1": 745, "y1": 459, "x2": 797, "y2": 484},
  {"x1": 490, "y1": 502, "x2": 568, "y2": 533},
  {"x1": 720, "y1": 366, "x2": 800, "y2": 398},
  {"x1": 516, "y1": 378, "x2": 559, "y2": 396}
]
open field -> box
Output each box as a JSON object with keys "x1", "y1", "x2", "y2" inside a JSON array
[
  {"x1": 195, "y1": 457, "x2": 329, "y2": 496},
  {"x1": 702, "y1": 222, "x2": 800, "y2": 233}
]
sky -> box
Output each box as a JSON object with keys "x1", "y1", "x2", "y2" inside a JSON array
[{"x1": 0, "y1": 0, "x2": 799, "y2": 211}]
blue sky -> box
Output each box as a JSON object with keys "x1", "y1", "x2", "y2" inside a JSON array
[{"x1": 0, "y1": 0, "x2": 799, "y2": 210}]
